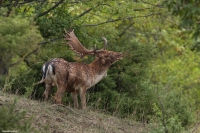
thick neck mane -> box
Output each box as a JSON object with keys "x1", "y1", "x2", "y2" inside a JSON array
[
  {"x1": 89, "y1": 58, "x2": 111, "y2": 74},
  {"x1": 87, "y1": 58, "x2": 110, "y2": 87}
]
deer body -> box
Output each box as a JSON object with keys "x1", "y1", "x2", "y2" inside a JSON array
[{"x1": 39, "y1": 29, "x2": 122, "y2": 109}]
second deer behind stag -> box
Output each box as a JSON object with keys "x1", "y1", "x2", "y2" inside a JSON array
[{"x1": 39, "y1": 29, "x2": 122, "y2": 109}]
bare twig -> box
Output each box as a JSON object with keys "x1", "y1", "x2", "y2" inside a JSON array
[
  {"x1": 78, "y1": 7, "x2": 93, "y2": 18},
  {"x1": 76, "y1": 4, "x2": 108, "y2": 18},
  {"x1": 140, "y1": 0, "x2": 164, "y2": 8},
  {"x1": 6, "y1": 0, "x2": 19, "y2": 17},
  {"x1": 118, "y1": 22, "x2": 135, "y2": 37},
  {"x1": 0, "y1": 0, "x2": 3, "y2": 7},
  {"x1": 140, "y1": 0, "x2": 156, "y2": 6},
  {"x1": 133, "y1": 8, "x2": 151, "y2": 11},
  {"x1": 84, "y1": 13, "x2": 162, "y2": 27},
  {"x1": 69, "y1": 0, "x2": 90, "y2": 4},
  {"x1": 3, "y1": 0, "x2": 36, "y2": 7},
  {"x1": 36, "y1": 0, "x2": 64, "y2": 18}
]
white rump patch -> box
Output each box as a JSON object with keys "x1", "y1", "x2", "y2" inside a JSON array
[
  {"x1": 45, "y1": 65, "x2": 56, "y2": 82},
  {"x1": 42, "y1": 65, "x2": 46, "y2": 73},
  {"x1": 48, "y1": 65, "x2": 54, "y2": 75}
]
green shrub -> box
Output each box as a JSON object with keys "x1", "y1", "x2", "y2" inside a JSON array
[
  {"x1": 148, "y1": 84, "x2": 196, "y2": 133},
  {"x1": 0, "y1": 100, "x2": 34, "y2": 133}
]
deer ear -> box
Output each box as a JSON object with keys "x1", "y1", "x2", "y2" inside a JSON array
[
  {"x1": 95, "y1": 52, "x2": 103, "y2": 58},
  {"x1": 100, "y1": 58, "x2": 106, "y2": 65}
]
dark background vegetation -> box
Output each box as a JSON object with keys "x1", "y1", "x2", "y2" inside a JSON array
[{"x1": 0, "y1": 0, "x2": 200, "y2": 132}]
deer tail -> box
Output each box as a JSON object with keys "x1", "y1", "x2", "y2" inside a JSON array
[{"x1": 37, "y1": 62, "x2": 55, "y2": 84}]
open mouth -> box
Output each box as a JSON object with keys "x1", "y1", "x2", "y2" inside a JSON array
[
  {"x1": 117, "y1": 57, "x2": 122, "y2": 60},
  {"x1": 117, "y1": 52, "x2": 123, "y2": 60}
]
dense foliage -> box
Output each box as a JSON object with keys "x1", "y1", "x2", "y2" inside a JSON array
[{"x1": 0, "y1": 0, "x2": 199, "y2": 132}]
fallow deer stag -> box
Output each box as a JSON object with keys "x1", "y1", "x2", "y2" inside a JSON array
[{"x1": 39, "y1": 29, "x2": 122, "y2": 109}]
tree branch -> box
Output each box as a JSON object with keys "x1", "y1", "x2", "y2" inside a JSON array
[
  {"x1": 0, "y1": 0, "x2": 3, "y2": 7},
  {"x1": 6, "y1": 0, "x2": 19, "y2": 17},
  {"x1": 77, "y1": 7, "x2": 93, "y2": 18},
  {"x1": 3, "y1": 0, "x2": 38, "y2": 7},
  {"x1": 140, "y1": 0, "x2": 156, "y2": 6},
  {"x1": 25, "y1": 37, "x2": 62, "y2": 59},
  {"x1": 9, "y1": 37, "x2": 62, "y2": 67},
  {"x1": 133, "y1": 7, "x2": 151, "y2": 11},
  {"x1": 76, "y1": 4, "x2": 105, "y2": 18},
  {"x1": 36, "y1": 0, "x2": 64, "y2": 18},
  {"x1": 118, "y1": 22, "x2": 135, "y2": 37},
  {"x1": 84, "y1": 12, "x2": 162, "y2": 27}
]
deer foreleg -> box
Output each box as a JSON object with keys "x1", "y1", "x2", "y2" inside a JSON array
[
  {"x1": 79, "y1": 88, "x2": 87, "y2": 109},
  {"x1": 54, "y1": 85, "x2": 66, "y2": 104},
  {"x1": 71, "y1": 92, "x2": 79, "y2": 109}
]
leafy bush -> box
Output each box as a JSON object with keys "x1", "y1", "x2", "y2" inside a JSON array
[
  {"x1": 0, "y1": 10, "x2": 42, "y2": 90},
  {"x1": 0, "y1": 100, "x2": 34, "y2": 133},
  {"x1": 148, "y1": 83, "x2": 196, "y2": 133}
]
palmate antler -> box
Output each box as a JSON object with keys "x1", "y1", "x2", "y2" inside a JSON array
[{"x1": 64, "y1": 29, "x2": 107, "y2": 58}]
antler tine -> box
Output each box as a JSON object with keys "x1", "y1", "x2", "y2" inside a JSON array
[
  {"x1": 63, "y1": 29, "x2": 69, "y2": 37},
  {"x1": 64, "y1": 28, "x2": 109, "y2": 58},
  {"x1": 64, "y1": 29, "x2": 95, "y2": 58},
  {"x1": 64, "y1": 28, "x2": 74, "y2": 37},
  {"x1": 68, "y1": 28, "x2": 74, "y2": 33},
  {"x1": 64, "y1": 29, "x2": 67, "y2": 33},
  {"x1": 102, "y1": 37, "x2": 107, "y2": 50},
  {"x1": 90, "y1": 37, "x2": 108, "y2": 54}
]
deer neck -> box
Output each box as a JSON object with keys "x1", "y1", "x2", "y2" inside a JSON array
[
  {"x1": 89, "y1": 58, "x2": 111, "y2": 73},
  {"x1": 88, "y1": 58, "x2": 110, "y2": 86}
]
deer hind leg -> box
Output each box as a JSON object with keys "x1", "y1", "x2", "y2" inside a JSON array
[
  {"x1": 44, "y1": 84, "x2": 52, "y2": 101},
  {"x1": 71, "y1": 92, "x2": 79, "y2": 109},
  {"x1": 54, "y1": 84, "x2": 66, "y2": 104},
  {"x1": 79, "y1": 88, "x2": 87, "y2": 110}
]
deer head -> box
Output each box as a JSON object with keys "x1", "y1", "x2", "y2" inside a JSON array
[{"x1": 95, "y1": 50, "x2": 123, "y2": 65}]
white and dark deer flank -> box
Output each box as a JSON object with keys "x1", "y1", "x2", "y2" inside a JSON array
[{"x1": 39, "y1": 29, "x2": 122, "y2": 109}]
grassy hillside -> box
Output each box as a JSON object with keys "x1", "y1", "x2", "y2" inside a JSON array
[
  {"x1": 0, "y1": 91, "x2": 148, "y2": 133},
  {"x1": 0, "y1": 91, "x2": 200, "y2": 133}
]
